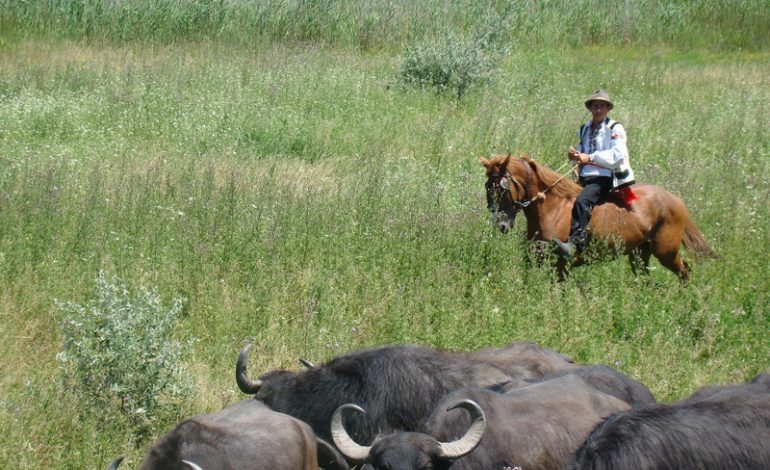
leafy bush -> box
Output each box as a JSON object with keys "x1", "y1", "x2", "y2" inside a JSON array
[
  {"x1": 396, "y1": 33, "x2": 495, "y2": 99},
  {"x1": 395, "y1": 5, "x2": 513, "y2": 99},
  {"x1": 56, "y1": 272, "x2": 191, "y2": 422}
]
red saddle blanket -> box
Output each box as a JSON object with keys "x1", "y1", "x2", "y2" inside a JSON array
[{"x1": 610, "y1": 186, "x2": 639, "y2": 208}]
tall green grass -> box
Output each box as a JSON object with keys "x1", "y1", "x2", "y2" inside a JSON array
[
  {"x1": 0, "y1": 28, "x2": 768, "y2": 470},
  {"x1": 1, "y1": 0, "x2": 768, "y2": 50}
]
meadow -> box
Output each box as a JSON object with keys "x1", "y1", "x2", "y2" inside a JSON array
[{"x1": 0, "y1": 1, "x2": 769, "y2": 468}]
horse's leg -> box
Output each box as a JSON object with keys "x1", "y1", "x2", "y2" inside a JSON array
[
  {"x1": 555, "y1": 257, "x2": 570, "y2": 281},
  {"x1": 532, "y1": 240, "x2": 548, "y2": 265},
  {"x1": 655, "y1": 249, "x2": 690, "y2": 282},
  {"x1": 521, "y1": 237, "x2": 535, "y2": 269},
  {"x1": 652, "y1": 224, "x2": 690, "y2": 282},
  {"x1": 629, "y1": 243, "x2": 653, "y2": 276}
]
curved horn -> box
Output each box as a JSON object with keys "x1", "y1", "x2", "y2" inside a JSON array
[
  {"x1": 437, "y1": 399, "x2": 487, "y2": 459},
  {"x1": 330, "y1": 404, "x2": 372, "y2": 463},
  {"x1": 236, "y1": 343, "x2": 263, "y2": 394},
  {"x1": 182, "y1": 460, "x2": 205, "y2": 470},
  {"x1": 105, "y1": 456, "x2": 124, "y2": 470},
  {"x1": 299, "y1": 358, "x2": 316, "y2": 369}
]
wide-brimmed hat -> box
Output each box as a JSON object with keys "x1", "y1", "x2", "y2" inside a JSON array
[{"x1": 584, "y1": 89, "x2": 614, "y2": 109}]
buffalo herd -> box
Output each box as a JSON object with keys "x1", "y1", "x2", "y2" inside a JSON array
[{"x1": 108, "y1": 341, "x2": 770, "y2": 469}]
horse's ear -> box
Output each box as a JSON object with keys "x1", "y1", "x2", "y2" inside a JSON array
[
  {"x1": 502, "y1": 153, "x2": 511, "y2": 168},
  {"x1": 479, "y1": 156, "x2": 491, "y2": 168}
]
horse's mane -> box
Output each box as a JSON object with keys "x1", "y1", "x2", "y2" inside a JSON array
[{"x1": 521, "y1": 155, "x2": 582, "y2": 198}]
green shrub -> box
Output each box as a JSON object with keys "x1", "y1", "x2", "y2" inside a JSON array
[
  {"x1": 56, "y1": 272, "x2": 191, "y2": 423},
  {"x1": 397, "y1": 34, "x2": 494, "y2": 99},
  {"x1": 395, "y1": 6, "x2": 512, "y2": 99}
]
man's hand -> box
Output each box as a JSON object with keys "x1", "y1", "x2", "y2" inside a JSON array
[{"x1": 568, "y1": 147, "x2": 590, "y2": 165}]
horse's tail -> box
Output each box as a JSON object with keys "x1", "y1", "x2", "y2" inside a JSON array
[{"x1": 682, "y1": 215, "x2": 718, "y2": 260}]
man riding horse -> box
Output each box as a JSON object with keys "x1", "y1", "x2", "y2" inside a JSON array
[{"x1": 552, "y1": 89, "x2": 636, "y2": 259}]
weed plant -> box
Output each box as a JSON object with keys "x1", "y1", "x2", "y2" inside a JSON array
[
  {"x1": 0, "y1": 7, "x2": 768, "y2": 469},
  {"x1": 57, "y1": 272, "x2": 191, "y2": 427}
]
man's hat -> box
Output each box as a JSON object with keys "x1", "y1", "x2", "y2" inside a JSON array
[{"x1": 584, "y1": 89, "x2": 613, "y2": 109}]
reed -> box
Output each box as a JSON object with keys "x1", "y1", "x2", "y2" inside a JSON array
[{"x1": 1, "y1": 0, "x2": 767, "y2": 50}]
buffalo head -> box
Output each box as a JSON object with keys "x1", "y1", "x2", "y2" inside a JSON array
[{"x1": 331, "y1": 399, "x2": 486, "y2": 470}]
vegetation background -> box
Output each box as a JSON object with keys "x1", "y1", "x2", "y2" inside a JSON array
[{"x1": 0, "y1": 0, "x2": 768, "y2": 467}]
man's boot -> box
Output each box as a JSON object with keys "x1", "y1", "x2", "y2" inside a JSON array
[{"x1": 551, "y1": 237, "x2": 576, "y2": 259}]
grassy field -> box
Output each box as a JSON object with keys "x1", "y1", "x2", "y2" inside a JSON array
[{"x1": 1, "y1": 2, "x2": 769, "y2": 468}]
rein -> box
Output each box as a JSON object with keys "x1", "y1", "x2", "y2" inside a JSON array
[
  {"x1": 505, "y1": 160, "x2": 576, "y2": 208},
  {"x1": 530, "y1": 161, "x2": 577, "y2": 202}
]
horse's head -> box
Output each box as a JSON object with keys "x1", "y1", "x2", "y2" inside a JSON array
[{"x1": 479, "y1": 154, "x2": 533, "y2": 234}]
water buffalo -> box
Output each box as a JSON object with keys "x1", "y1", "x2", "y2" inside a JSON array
[
  {"x1": 494, "y1": 364, "x2": 656, "y2": 406},
  {"x1": 105, "y1": 456, "x2": 263, "y2": 470},
  {"x1": 111, "y1": 399, "x2": 349, "y2": 470},
  {"x1": 236, "y1": 341, "x2": 579, "y2": 445},
  {"x1": 572, "y1": 373, "x2": 770, "y2": 470},
  {"x1": 332, "y1": 372, "x2": 632, "y2": 470}
]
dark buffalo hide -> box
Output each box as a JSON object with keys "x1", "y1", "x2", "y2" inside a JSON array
[
  {"x1": 335, "y1": 373, "x2": 631, "y2": 470},
  {"x1": 494, "y1": 364, "x2": 656, "y2": 406},
  {"x1": 237, "y1": 342, "x2": 579, "y2": 445},
  {"x1": 133, "y1": 399, "x2": 348, "y2": 470},
  {"x1": 572, "y1": 373, "x2": 770, "y2": 470}
]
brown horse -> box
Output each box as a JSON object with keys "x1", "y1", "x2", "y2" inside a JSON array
[{"x1": 480, "y1": 154, "x2": 716, "y2": 281}]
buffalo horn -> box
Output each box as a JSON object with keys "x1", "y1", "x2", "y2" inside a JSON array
[
  {"x1": 299, "y1": 358, "x2": 316, "y2": 369},
  {"x1": 235, "y1": 343, "x2": 263, "y2": 394},
  {"x1": 437, "y1": 399, "x2": 487, "y2": 459},
  {"x1": 182, "y1": 460, "x2": 205, "y2": 470},
  {"x1": 105, "y1": 456, "x2": 124, "y2": 470},
  {"x1": 330, "y1": 404, "x2": 372, "y2": 463}
]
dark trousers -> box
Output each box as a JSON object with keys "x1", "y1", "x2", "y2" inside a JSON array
[{"x1": 569, "y1": 176, "x2": 613, "y2": 252}]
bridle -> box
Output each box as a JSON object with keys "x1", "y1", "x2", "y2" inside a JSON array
[
  {"x1": 488, "y1": 158, "x2": 578, "y2": 214},
  {"x1": 486, "y1": 157, "x2": 578, "y2": 235},
  {"x1": 487, "y1": 159, "x2": 534, "y2": 213}
]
